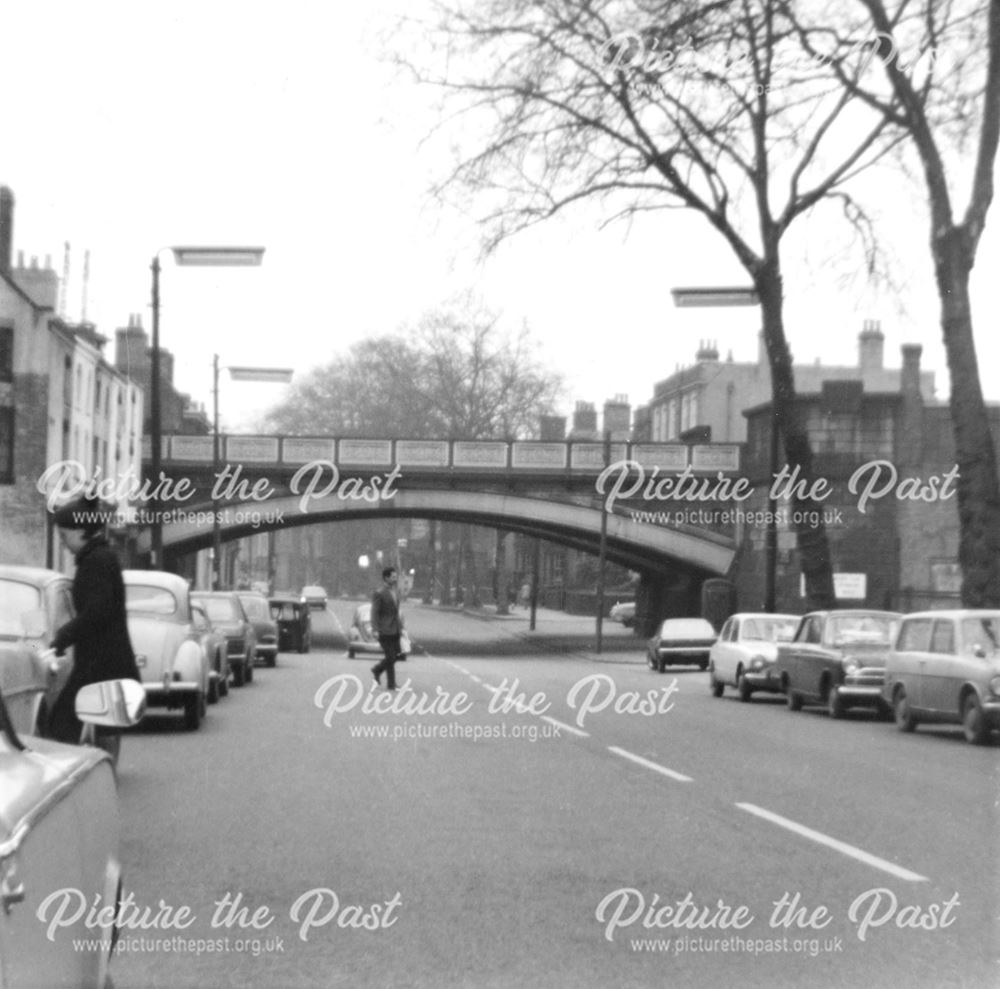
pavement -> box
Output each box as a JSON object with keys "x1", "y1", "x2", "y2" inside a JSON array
[{"x1": 441, "y1": 601, "x2": 646, "y2": 666}]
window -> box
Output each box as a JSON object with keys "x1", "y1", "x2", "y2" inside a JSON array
[
  {"x1": 897, "y1": 618, "x2": 933, "y2": 653},
  {"x1": 929, "y1": 620, "x2": 955, "y2": 655},
  {"x1": 0, "y1": 325, "x2": 12, "y2": 383},
  {"x1": 0, "y1": 406, "x2": 13, "y2": 484}
]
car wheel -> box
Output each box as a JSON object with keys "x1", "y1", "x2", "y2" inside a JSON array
[
  {"x1": 348, "y1": 648, "x2": 355, "y2": 659},
  {"x1": 219, "y1": 662, "x2": 230, "y2": 697},
  {"x1": 737, "y1": 673, "x2": 753, "y2": 703},
  {"x1": 299, "y1": 633, "x2": 311, "y2": 654},
  {"x1": 827, "y1": 686, "x2": 846, "y2": 719},
  {"x1": 207, "y1": 675, "x2": 219, "y2": 705},
  {"x1": 245, "y1": 652, "x2": 254, "y2": 683},
  {"x1": 698, "y1": 658, "x2": 709, "y2": 671},
  {"x1": 184, "y1": 693, "x2": 202, "y2": 731},
  {"x1": 656, "y1": 655, "x2": 666, "y2": 674},
  {"x1": 710, "y1": 672, "x2": 724, "y2": 698},
  {"x1": 786, "y1": 688, "x2": 802, "y2": 711},
  {"x1": 232, "y1": 659, "x2": 246, "y2": 687},
  {"x1": 893, "y1": 688, "x2": 917, "y2": 732},
  {"x1": 268, "y1": 653, "x2": 277, "y2": 668},
  {"x1": 962, "y1": 693, "x2": 988, "y2": 745}
]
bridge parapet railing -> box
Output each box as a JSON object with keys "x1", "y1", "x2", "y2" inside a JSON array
[{"x1": 152, "y1": 436, "x2": 742, "y2": 473}]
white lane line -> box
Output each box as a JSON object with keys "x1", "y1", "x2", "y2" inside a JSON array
[
  {"x1": 607, "y1": 746, "x2": 693, "y2": 783},
  {"x1": 470, "y1": 675, "x2": 482, "y2": 684},
  {"x1": 541, "y1": 715, "x2": 589, "y2": 738},
  {"x1": 736, "y1": 803, "x2": 928, "y2": 883}
]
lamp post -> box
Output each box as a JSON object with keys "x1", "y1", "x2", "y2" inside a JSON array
[
  {"x1": 149, "y1": 246, "x2": 265, "y2": 569},
  {"x1": 211, "y1": 358, "x2": 293, "y2": 589},
  {"x1": 670, "y1": 286, "x2": 777, "y2": 610}
]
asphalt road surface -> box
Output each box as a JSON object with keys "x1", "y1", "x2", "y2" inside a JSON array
[{"x1": 108, "y1": 601, "x2": 998, "y2": 989}]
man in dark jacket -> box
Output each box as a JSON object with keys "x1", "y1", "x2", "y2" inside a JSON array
[
  {"x1": 370, "y1": 566, "x2": 403, "y2": 690},
  {"x1": 47, "y1": 495, "x2": 140, "y2": 743}
]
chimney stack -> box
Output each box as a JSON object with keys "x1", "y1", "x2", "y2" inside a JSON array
[
  {"x1": 696, "y1": 339, "x2": 719, "y2": 362},
  {"x1": 858, "y1": 318, "x2": 885, "y2": 374},
  {"x1": 0, "y1": 187, "x2": 13, "y2": 277}
]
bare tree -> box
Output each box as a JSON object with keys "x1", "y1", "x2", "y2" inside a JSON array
[
  {"x1": 783, "y1": 0, "x2": 1000, "y2": 606},
  {"x1": 401, "y1": 0, "x2": 918, "y2": 607},
  {"x1": 265, "y1": 300, "x2": 562, "y2": 439}
]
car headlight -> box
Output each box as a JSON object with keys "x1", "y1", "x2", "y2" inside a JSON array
[
  {"x1": 842, "y1": 659, "x2": 860, "y2": 675},
  {"x1": 989, "y1": 675, "x2": 1000, "y2": 697},
  {"x1": 749, "y1": 655, "x2": 766, "y2": 671}
]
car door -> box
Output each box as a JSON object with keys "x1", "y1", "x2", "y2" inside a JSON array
[
  {"x1": 789, "y1": 615, "x2": 825, "y2": 698},
  {"x1": 925, "y1": 618, "x2": 958, "y2": 715},
  {"x1": 713, "y1": 618, "x2": 736, "y2": 683},
  {"x1": 44, "y1": 579, "x2": 75, "y2": 706},
  {"x1": 891, "y1": 617, "x2": 933, "y2": 712}
]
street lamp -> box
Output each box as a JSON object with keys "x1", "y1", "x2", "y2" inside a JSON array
[
  {"x1": 211, "y1": 356, "x2": 293, "y2": 589},
  {"x1": 670, "y1": 286, "x2": 777, "y2": 610},
  {"x1": 149, "y1": 246, "x2": 265, "y2": 568}
]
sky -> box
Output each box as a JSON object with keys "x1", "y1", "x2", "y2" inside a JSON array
[{"x1": 3, "y1": 0, "x2": 998, "y2": 431}]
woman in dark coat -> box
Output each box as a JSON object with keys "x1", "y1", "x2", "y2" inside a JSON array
[{"x1": 47, "y1": 495, "x2": 140, "y2": 743}]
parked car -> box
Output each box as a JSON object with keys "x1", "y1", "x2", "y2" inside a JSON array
[
  {"x1": 709, "y1": 613, "x2": 799, "y2": 701},
  {"x1": 776, "y1": 610, "x2": 901, "y2": 718},
  {"x1": 346, "y1": 602, "x2": 410, "y2": 660},
  {"x1": 0, "y1": 678, "x2": 144, "y2": 989},
  {"x1": 191, "y1": 592, "x2": 257, "y2": 686},
  {"x1": 191, "y1": 602, "x2": 229, "y2": 703},
  {"x1": 124, "y1": 571, "x2": 212, "y2": 729},
  {"x1": 269, "y1": 595, "x2": 312, "y2": 653},
  {"x1": 300, "y1": 585, "x2": 329, "y2": 611},
  {"x1": 884, "y1": 609, "x2": 1000, "y2": 744},
  {"x1": 0, "y1": 565, "x2": 76, "y2": 737},
  {"x1": 237, "y1": 591, "x2": 279, "y2": 667},
  {"x1": 610, "y1": 601, "x2": 636, "y2": 628},
  {"x1": 646, "y1": 617, "x2": 717, "y2": 672}
]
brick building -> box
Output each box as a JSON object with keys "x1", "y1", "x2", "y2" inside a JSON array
[
  {"x1": 637, "y1": 322, "x2": 936, "y2": 443},
  {"x1": 0, "y1": 187, "x2": 145, "y2": 567},
  {"x1": 732, "y1": 344, "x2": 977, "y2": 612}
]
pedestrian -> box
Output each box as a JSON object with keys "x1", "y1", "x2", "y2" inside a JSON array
[
  {"x1": 519, "y1": 580, "x2": 531, "y2": 610},
  {"x1": 46, "y1": 494, "x2": 141, "y2": 744},
  {"x1": 370, "y1": 566, "x2": 404, "y2": 691}
]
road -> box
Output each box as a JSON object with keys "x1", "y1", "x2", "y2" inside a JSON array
[{"x1": 109, "y1": 601, "x2": 998, "y2": 989}]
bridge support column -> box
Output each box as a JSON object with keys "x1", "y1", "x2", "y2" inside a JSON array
[{"x1": 635, "y1": 572, "x2": 701, "y2": 637}]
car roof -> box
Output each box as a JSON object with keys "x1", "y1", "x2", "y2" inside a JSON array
[
  {"x1": 269, "y1": 594, "x2": 304, "y2": 604},
  {"x1": 729, "y1": 612, "x2": 799, "y2": 621},
  {"x1": 0, "y1": 565, "x2": 70, "y2": 587},
  {"x1": 901, "y1": 610, "x2": 1000, "y2": 620},
  {"x1": 802, "y1": 610, "x2": 901, "y2": 619},
  {"x1": 191, "y1": 590, "x2": 240, "y2": 598},
  {"x1": 123, "y1": 570, "x2": 190, "y2": 593}
]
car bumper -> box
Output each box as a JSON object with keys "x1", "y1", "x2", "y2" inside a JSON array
[
  {"x1": 256, "y1": 644, "x2": 278, "y2": 657},
  {"x1": 743, "y1": 669, "x2": 781, "y2": 691},
  {"x1": 657, "y1": 650, "x2": 711, "y2": 663},
  {"x1": 142, "y1": 682, "x2": 200, "y2": 704},
  {"x1": 837, "y1": 682, "x2": 886, "y2": 705}
]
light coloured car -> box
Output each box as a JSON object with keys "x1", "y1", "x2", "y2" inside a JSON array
[
  {"x1": 646, "y1": 617, "x2": 717, "y2": 672},
  {"x1": 776, "y1": 610, "x2": 901, "y2": 718},
  {"x1": 301, "y1": 585, "x2": 329, "y2": 611},
  {"x1": 709, "y1": 613, "x2": 799, "y2": 701},
  {"x1": 884, "y1": 609, "x2": 1000, "y2": 744},
  {"x1": 0, "y1": 678, "x2": 144, "y2": 989},
  {"x1": 124, "y1": 571, "x2": 212, "y2": 730},
  {"x1": 191, "y1": 602, "x2": 230, "y2": 703},
  {"x1": 191, "y1": 592, "x2": 256, "y2": 687},
  {"x1": 609, "y1": 601, "x2": 636, "y2": 628},
  {"x1": 347, "y1": 603, "x2": 410, "y2": 660},
  {"x1": 0, "y1": 565, "x2": 76, "y2": 736}
]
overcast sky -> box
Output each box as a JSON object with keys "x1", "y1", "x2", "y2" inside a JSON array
[{"x1": 4, "y1": 1, "x2": 997, "y2": 430}]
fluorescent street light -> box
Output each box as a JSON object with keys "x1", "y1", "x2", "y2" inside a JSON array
[
  {"x1": 671, "y1": 286, "x2": 760, "y2": 307},
  {"x1": 171, "y1": 247, "x2": 265, "y2": 267}
]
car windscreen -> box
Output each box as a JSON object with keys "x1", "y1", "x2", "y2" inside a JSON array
[
  {"x1": 239, "y1": 596, "x2": 270, "y2": 620},
  {"x1": 961, "y1": 616, "x2": 1000, "y2": 656},
  {"x1": 194, "y1": 597, "x2": 239, "y2": 622},
  {"x1": 0, "y1": 580, "x2": 42, "y2": 637},
  {"x1": 660, "y1": 619, "x2": 715, "y2": 638},
  {"x1": 829, "y1": 615, "x2": 896, "y2": 646},
  {"x1": 743, "y1": 618, "x2": 798, "y2": 642},
  {"x1": 125, "y1": 585, "x2": 180, "y2": 616}
]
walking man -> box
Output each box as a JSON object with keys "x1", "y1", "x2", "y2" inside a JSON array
[{"x1": 371, "y1": 566, "x2": 404, "y2": 690}]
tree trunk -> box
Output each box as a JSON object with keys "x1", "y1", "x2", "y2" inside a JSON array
[
  {"x1": 756, "y1": 257, "x2": 836, "y2": 610},
  {"x1": 934, "y1": 228, "x2": 1000, "y2": 606}
]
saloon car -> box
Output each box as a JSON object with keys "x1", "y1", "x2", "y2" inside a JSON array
[
  {"x1": 191, "y1": 592, "x2": 256, "y2": 686},
  {"x1": 884, "y1": 609, "x2": 1000, "y2": 744},
  {"x1": 237, "y1": 591, "x2": 279, "y2": 666},
  {"x1": 270, "y1": 595, "x2": 312, "y2": 653},
  {"x1": 191, "y1": 602, "x2": 229, "y2": 703},
  {"x1": 709, "y1": 612, "x2": 799, "y2": 701},
  {"x1": 0, "y1": 678, "x2": 144, "y2": 989},
  {"x1": 0, "y1": 565, "x2": 76, "y2": 737},
  {"x1": 346, "y1": 602, "x2": 410, "y2": 660},
  {"x1": 301, "y1": 585, "x2": 329, "y2": 611},
  {"x1": 646, "y1": 617, "x2": 717, "y2": 672},
  {"x1": 124, "y1": 571, "x2": 212, "y2": 729},
  {"x1": 776, "y1": 610, "x2": 901, "y2": 717},
  {"x1": 609, "y1": 601, "x2": 636, "y2": 628}
]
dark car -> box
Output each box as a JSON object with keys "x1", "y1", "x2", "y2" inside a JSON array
[
  {"x1": 237, "y1": 591, "x2": 279, "y2": 667},
  {"x1": 269, "y1": 596, "x2": 312, "y2": 653},
  {"x1": 646, "y1": 618, "x2": 717, "y2": 672},
  {"x1": 776, "y1": 610, "x2": 901, "y2": 718},
  {"x1": 191, "y1": 592, "x2": 256, "y2": 687}
]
